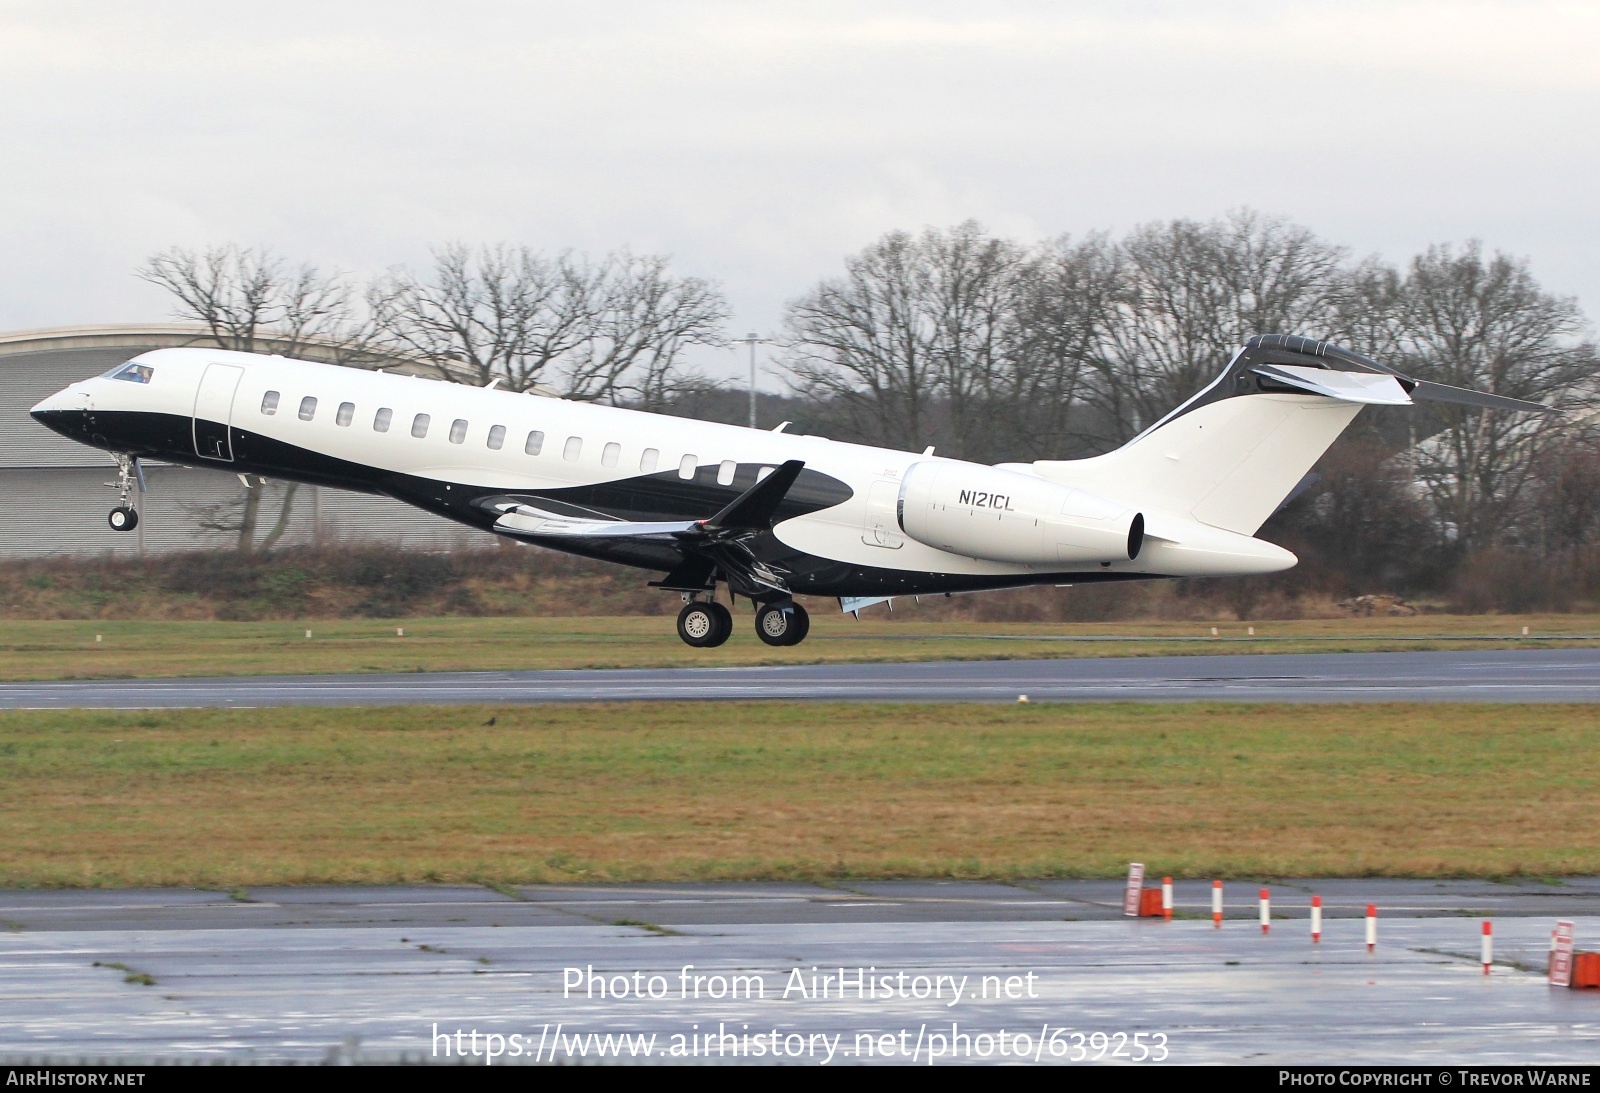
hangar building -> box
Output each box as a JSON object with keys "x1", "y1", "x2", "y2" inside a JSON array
[{"x1": 0, "y1": 325, "x2": 489, "y2": 556}]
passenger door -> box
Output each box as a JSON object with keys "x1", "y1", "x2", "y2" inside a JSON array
[{"x1": 192, "y1": 364, "x2": 244, "y2": 461}]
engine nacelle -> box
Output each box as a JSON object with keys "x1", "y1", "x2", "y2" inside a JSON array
[{"x1": 899, "y1": 461, "x2": 1143, "y2": 566}]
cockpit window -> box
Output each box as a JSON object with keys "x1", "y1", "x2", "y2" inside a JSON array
[{"x1": 107, "y1": 363, "x2": 154, "y2": 384}]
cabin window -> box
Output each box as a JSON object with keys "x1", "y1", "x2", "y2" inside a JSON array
[
  {"x1": 525, "y1": 430, "x2": 544, "y2": 455},
  {"x1": 563, "y1": 436, "x2": 583, "y2": 462},
  {"x1": 298, "y1": 396, "x2": 317, "y2": 421},
  {"x1": 717, "y1": 459, "x2": 737, "y2": 486},
  {"x1": 756, "y1": 466, "x2": 775, "y2": 481},
  {"x1": 373, "y1": 407, "x2": 393, "y2": 433},
  {"x1": 260, "y1": 391, "x2": 280, "y2": 415},
  {"x1": 678, "y1": 455, "x2": 697, "y2": 480},
  {"x1": 640, "y1": 448, "x2": 659, "y2": 473},
  {"x1": 449, "y1": 418, "x2": 468, "y2": 444},
  {"x1": 486, "y1": 425, "x2": 506, "y2": 450},
  {"x1": 411, "y1": 413, "x2": 430, "y2": 438},
  {"x1": 602, "y1": 442, "x2": 620, "y2": 468},
  {"x1": 336, "y1": 402, "x2": 354, "y2": 427}
]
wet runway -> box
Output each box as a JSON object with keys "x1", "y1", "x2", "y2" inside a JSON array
[
  {"x1": 1, "y1": 880, "x2": 1598, "y2": 1064},
  {"x1": 1, "y1": 648, "x2": 1597, "y2": 708}
]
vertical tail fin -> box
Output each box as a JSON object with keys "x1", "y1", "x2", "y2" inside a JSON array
[{"x1": 1029, "y1": 336, "x2": 1409, "y2": 536}]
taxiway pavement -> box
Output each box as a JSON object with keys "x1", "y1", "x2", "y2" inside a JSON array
[{"x1": 0, "y1": 880, "x2": 1597, "y2": 1064}]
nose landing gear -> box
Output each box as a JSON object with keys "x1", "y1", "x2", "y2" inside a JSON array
[{"x1": 105, "y1": 454, "x2": 145, "y2": 533}]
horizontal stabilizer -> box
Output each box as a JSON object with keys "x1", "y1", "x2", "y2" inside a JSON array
[
  {"x1": 1250, "y1": 364, "x2": 1412, "y2": 405},
  {"x1": 1234, "y1": 334, "x2": 1554, "y2": 414},
  {"x1": 1408, "y1": 381, "x2": 1554, "y2": 414}
]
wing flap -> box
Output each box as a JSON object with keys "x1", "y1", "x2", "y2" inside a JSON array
[{"x1": 494, "y1": 507, "x2": 696, "y2": 540}]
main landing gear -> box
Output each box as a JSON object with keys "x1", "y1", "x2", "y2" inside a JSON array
[
  {"x1": 672, "y1": 595, "x2": 811, "y2": 648},
  {"x1": 676, "y1": 600, "x2": 733, "y2": 648},
  {"x1": 106, "y1": 454, "x2": 143, "y2": 532},
  {"x1": 755, "y1": 601, "x2": 810, "y2": 647}
]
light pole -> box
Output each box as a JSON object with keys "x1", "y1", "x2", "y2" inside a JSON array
[{"x1": 737, "y1": 331, "x2": 769, "y2": 429}]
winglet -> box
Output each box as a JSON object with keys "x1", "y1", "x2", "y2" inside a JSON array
[{"x1": 704, "y1": 460, "x2": 805, "y2": 531}]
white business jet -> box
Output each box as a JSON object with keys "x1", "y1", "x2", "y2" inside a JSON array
[{"x1": 30, "y1": 334, "x2": 1543, "y2": 648}]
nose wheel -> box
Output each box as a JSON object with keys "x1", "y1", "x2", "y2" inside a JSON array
[
  {"x1": 108, "y1": 506, "x2": 139, "y2": 531},
  {"x1": 676, "y1": 601, "x2": 733, "y2": 648},
  {"x1": 755, "y1": 601, "x2": 810, "y2": 646}
]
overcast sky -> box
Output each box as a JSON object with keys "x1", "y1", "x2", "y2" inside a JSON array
[{"x1": 1, "y1": 0, "x2": 1596, "y2": 382}]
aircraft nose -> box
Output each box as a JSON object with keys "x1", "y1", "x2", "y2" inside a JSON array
[
  {"x1": 30, "y1": 384, "x2": 91, "y2": 437},
  {"x1": 31, "y1": 392, "x2": 66, "y2": 416},
  {"x1": 33, "y1": 380, "x2": 92, "y2": 414}
]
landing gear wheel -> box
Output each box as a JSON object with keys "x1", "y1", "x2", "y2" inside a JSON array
[
  {"x1": 677, "y1": 601, "x2": 732, "y2": 648},
  {"x1": 108, "y1": 506, "x2": 139, "y2": 532},
  {"x1": 755, "y1": 601, "x2": 810, "y2": 646},
  {"x1": 786, "y1": 602, "x2": 810, "y2": 645}
]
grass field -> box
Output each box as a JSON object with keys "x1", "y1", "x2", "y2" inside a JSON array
[
  {"x1": 3, "y1": 612, "x2": 1597, "y2": 682},
  {"x1": 1, "y1": 701, "x2": 1596, "y2": 887}
]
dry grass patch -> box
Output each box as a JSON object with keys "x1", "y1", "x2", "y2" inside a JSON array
[{"x1": 0, "y1": 702, "x2": 1596, "y2": 886}]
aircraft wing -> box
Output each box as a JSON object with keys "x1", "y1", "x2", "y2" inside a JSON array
[
  {"x1": 487, "y1": 458, "x2": 811, "y2": 600},
  {"x1": 490, "y1": 460, "x2": 809, "y2": 543}
]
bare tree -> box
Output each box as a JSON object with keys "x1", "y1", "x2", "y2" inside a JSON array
[
  {"x1": 784, "y1": 222, "x2": 1034, "y2": 458},
  {"x1": 1394, "y1": 243, "x2": 1599, "y2": 549},
  {"x1": 1514, "y1": 424, "x2": 1600, "y2": 554},
  {"x1": 784, "y1": 229, "x2": 937, "y2": 453},
  {"x1": 786, "y1": 213, "x2": 1347, "y2": 460},
  {"x1": 368, "y1": 243, "x2": 600, "y2": 391},
  {"x1": 182, "y1": 478, "x2": 303, "y2": 554},
  {"x1": 1269, "y1": 436, "x2": 1441, "y2": 594},
  {"x1": 1093, "y1": 210, "x2": 1348, "y2": 438},
  {"x1": 140, "y1": 245, "x2": 363, "y2": 360},
  {"x1": 1008, "y1": 233, "x2": 1124, "y2": 458},
  {"x1": 570, "y1": 251, "x2": 731, "y2": 409},
  {"x1": 919, "y1": 224, "x2": 1026, "y2": 461},
  {"x1": 369, "y1": 244, "x2": 728, "y2": 403}
]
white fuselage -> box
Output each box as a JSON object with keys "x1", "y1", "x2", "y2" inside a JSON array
[{"x1": 31, "y1": 347, "x2": 1299, "y2": 596}]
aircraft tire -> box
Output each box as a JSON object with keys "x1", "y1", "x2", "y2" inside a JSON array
[
  {"x1": 783, "y1": 602, "x2": 810, "y2": 646},
  {"x1": 756, "y1": 602, "x2": 808, "y2": 647},
  {"x1": 677, "y1": 601, "x2": 731, "y2": 648},
  {"x1": 108, "y1": 506, "x2": 139, "y2": 532}
]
